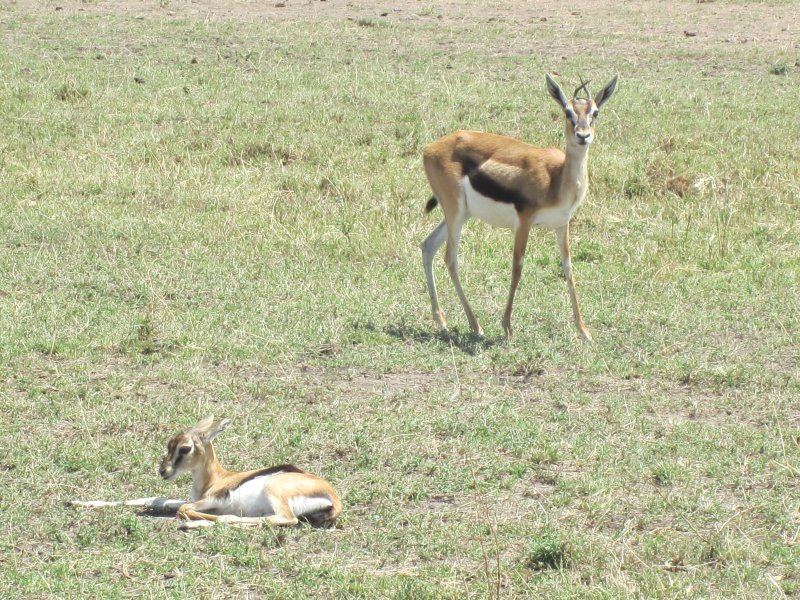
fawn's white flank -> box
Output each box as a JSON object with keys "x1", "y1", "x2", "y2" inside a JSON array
[{"x1": 421, "y1": 73, "x2": 618, "y2": 341}]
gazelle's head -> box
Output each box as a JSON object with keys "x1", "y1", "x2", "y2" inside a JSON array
[
  {"x1": 546, "y1": 74, "x2": 618, "y2": 148},
  {"x1": 159, "y1": 416, "x2": 230, "y2": 481}
]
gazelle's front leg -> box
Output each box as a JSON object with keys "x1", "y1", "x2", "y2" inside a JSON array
[
  {"x1": 177, "y1": 498, "x2": 300, "y2": 530},
  {"x1": 501, "y1": 224, "x2": 532, "y2": 338},
  {"x1": 421, "y1": 219, "x2": 449, "y2": 329},
  {"x1": 556, "y1": 224, "x2": 592, "y2": 343},
  {"x1": 176, "y1": 497, "x2": 229, "y2": 525},
  {"x1": 177, "y1": 514, "x2": 289, "y2": 530},
  {"x1": 70, "y1": 497, "x2": 188, "y2": 514},
  {"x1": 176, "y1": 503, "x2": 272, "y2": 528}
]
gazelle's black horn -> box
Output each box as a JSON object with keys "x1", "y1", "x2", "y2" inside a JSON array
[{"x1": 574, "y1": 75, "x2": 591, "y2": 99}]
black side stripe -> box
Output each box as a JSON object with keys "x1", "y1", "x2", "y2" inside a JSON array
[{"x1": 459, "y1": 157, "x2": 528, "y2": 212}]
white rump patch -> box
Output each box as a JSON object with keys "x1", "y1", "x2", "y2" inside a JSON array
[
  {"x1": 289, "y1": 495, "x2": 334, "y2": 517},
  {"x1": 462, "y1": 177, "x2": 520, "y2": 230}
]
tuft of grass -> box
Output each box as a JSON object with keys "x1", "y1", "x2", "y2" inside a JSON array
[
  {"x1": 769, "y1": 62, "x2": 790, "y2": 75},
  {"x1": 55, "y1": 83, "x2": 89, "y2": 102},
  {"x1": 355, "y1": 17, "x2": 379, "y2": 27},
  {"x1": 121, "y1": 314, "x2": 160, "y2": 355},
  {"x1": 525, "y1": 528, "x2": 571, "y2": 571}
]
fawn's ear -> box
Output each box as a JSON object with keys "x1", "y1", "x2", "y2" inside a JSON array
[
  {"x1": 206, "y1": 418, "x2": 231, "y2": 442},
  {"x1": 546, "y1": 73, "x2": 569, "y2": 110},
  {"x1": 189, "y1": 415, "x2": 216, "y2": 434},
  {"x1": 594, "y1": 75, "x2": 619, "y2": 109}
]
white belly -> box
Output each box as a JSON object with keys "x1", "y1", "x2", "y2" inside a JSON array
[
  {"x1": 225, "y1": 476, "x2": 276, "y2": 517},
  {"x1": 213, "y1": 476, "x2": 334, "y2": 519},
  {"x1": 463, "y1": 177, "x2": 520, "y2": 230}
]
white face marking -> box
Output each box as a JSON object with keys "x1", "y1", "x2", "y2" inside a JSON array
[
  {"x1": 160, "y1": 437, "x2": 195, "y2": 481},
  {"x1": 462, "y1": 177, "x2": 520, "y2": 230},
  {"x1": 567, "y1": 99, "x2": 596, "y2": 146}
]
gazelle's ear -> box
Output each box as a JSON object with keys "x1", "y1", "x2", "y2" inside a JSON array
[
  {"x1": 206, "y1": 418, "x2": 231, "y2": 442},
  {"x1": 594, "y1": 75, "x2": 619, "y2": 109},
  {"x1": 189, "y1": 416, "x2": 215, "y2": 434},
  {"x1": 546, "y1": 73, "x2": 569, "y2": 109}
]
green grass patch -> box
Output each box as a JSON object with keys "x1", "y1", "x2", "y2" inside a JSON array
[{"x1": 0, "y1": 1, "x2": 798, "y2": 597}]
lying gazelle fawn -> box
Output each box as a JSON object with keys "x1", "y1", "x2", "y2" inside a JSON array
[
  {"x1": 421, "y1": 73, "x2": 618, "y2": 341},
  {"x1": 159, "y1": 416, "x2": 342, "y2": 529},
  {"x1": 70, "y1": 417, "x2": 341, "y2": 530}
]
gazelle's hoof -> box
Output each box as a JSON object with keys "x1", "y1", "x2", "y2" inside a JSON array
[
  {"x1": 580, "y1": 329, "x2": 593, "y2": 343},
  {"x1": 431, "y1": 306, "x2": 448, "y2": 329},
  {"x1": 501, "y1": 321, "x2": 512, "y2": 338},
  {"x1": 469, "y1": 322, "x2": 484, "y2": 337}
]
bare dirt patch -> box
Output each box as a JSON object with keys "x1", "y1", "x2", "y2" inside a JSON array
[{"x1": 19, "y1": 0, "x2": 799, "y2": 56}]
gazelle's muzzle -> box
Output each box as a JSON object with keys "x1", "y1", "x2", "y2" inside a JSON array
[{"x1": 159, "y1": 457, "x2": 176, "y2": 480}]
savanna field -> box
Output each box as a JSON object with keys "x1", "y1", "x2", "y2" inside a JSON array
[{"x1": 0, "y1": 0, "x2": 798, "y2": 597}]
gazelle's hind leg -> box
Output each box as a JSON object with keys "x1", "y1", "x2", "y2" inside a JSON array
[
  {"x1": 421, "y1": 219, "x2": 449, "y2": 329},
  {"x1": 423, "y1": 153, "x2": 482, "y2": 334},
  {"x1": 264, "y1": 495, "x2": 302, "y2": 526},
  {"x1": 265, "y1": 513, "x2": 300, "y2": 526},
  {"x1": 443, "y1": 212, "x2": 483, "y2": 335},
  {"x1": 177, "y1": 506, "x2": 298, "y2": 530}
]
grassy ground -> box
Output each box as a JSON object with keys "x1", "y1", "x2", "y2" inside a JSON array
[{"x1": 1, "y1": 1, "x2": 798, "y2": 597}]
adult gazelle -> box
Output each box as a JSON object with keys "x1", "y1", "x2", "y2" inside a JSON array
[{"x1": 421, "y1": 74, "x2": 618, "y2": 341}]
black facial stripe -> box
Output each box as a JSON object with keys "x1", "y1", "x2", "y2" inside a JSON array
[
  {"x1": 173, "y1": 445, "x2": 191, "y2": 466},
  {"x1": 459, "y1": 157, "x2": 528, "y2": 212},
  {"x1": 566, "y1": 110, "x2": 577, "y2": 126}
]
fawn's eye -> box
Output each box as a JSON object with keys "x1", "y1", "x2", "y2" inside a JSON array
[{"x1": 178, "y1": 446, "x2": 191, "y2": 456}]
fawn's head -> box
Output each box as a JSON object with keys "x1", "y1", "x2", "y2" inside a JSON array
[{"x1": 159, "y1": 416, "x2": 230, "y2": 481}]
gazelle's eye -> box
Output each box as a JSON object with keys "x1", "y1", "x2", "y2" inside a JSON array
[
  {"x1": 591, "y1": 110, "x2": 599, "y2": 119},
  {"x1": 178, "y1": 446, "x2": 191, "y2": 456}
]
